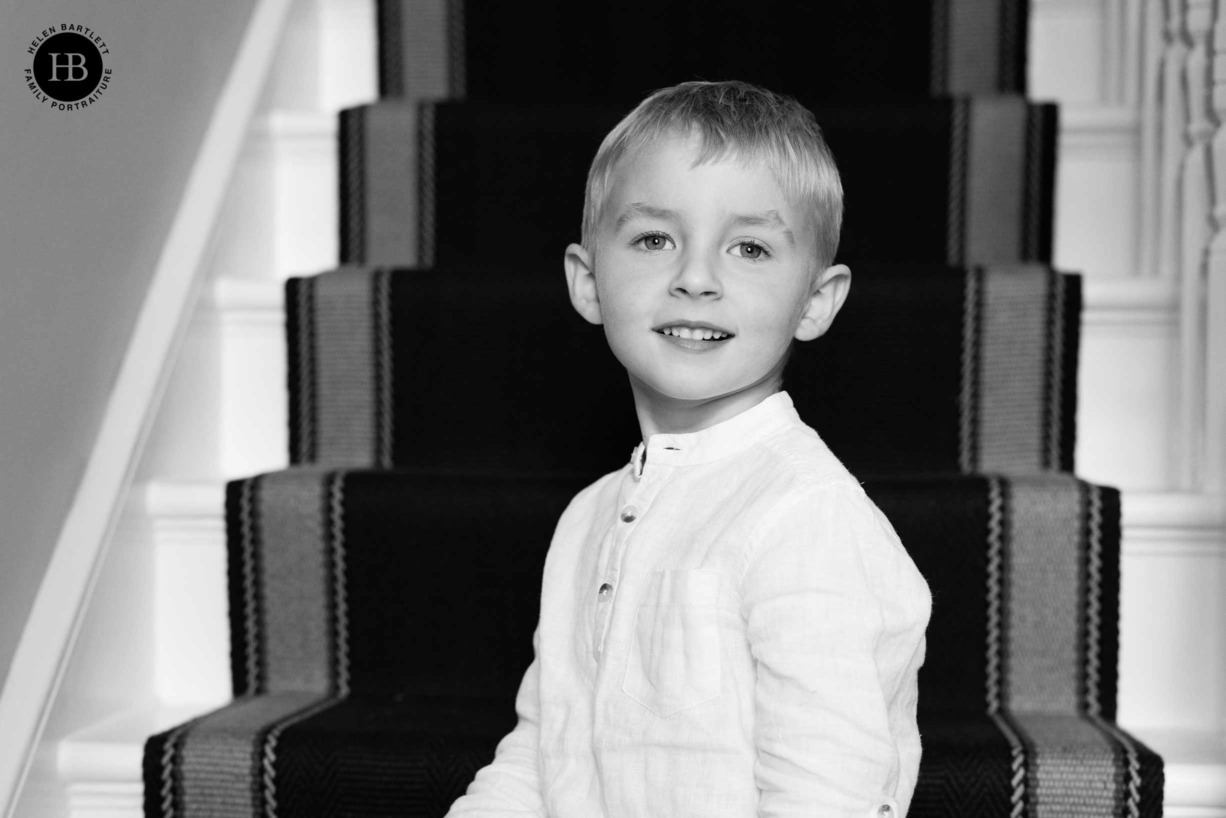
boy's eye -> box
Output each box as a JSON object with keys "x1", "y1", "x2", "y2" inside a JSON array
[
  {"x1": 632, "y1": 232, "x2": 674, "y2": 252},
  {"x1": 732, "y1": 240, "x2": 771, "y2": 260}
]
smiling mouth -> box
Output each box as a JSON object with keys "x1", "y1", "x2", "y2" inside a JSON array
[{"x1": 654, "y1": 325, "x2": 734, "y2": 341}]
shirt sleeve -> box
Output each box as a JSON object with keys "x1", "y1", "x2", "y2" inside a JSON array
[
  {"x1": 445, "y1": 629, "x2": 547, "y2": 817},
  {"x1": 741, "y1": 482, "x2": 931, "y2": 818}
]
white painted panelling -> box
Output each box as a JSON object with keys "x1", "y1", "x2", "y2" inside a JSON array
[
  {"x1": 1077, "y1": 278, "x2": 1179, "y2": 490},
  {"x1": 59, "y1": 704, "x2": 211, "y2": 818},
  {"x1": 259, "y1": 111, "x2": 339, "y2": 280},
  {"x1": 1119, "y1": 493, "x2": 1226, "y2": 733},
  {"x1": 1054, "y1": 106, "x2": 1141, "y2": 280},
  {"x1": 1030, "y1": 0, "x2": 1108, "y2": 104},
  {"x1": 135, "y1": 277, "x2": 286, "y2": 482},
  {"x1": 316, "y1": 0, "x2": 378, "y2": 112},
  {"x1": 207, "y1": 278, "x2": 288, "y2": 477},
  {"x1": 1135, "y1": 728, "x2": 1226, "y2": 817},
  {"x1": 146, "y1": 481, "x2": 230, "y2": 707},
  {"x1": 265, "y1": 0, "x2": 376, "y2": 113}
]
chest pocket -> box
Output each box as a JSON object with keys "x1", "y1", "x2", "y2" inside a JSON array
[{"x1": 622, "y1": 568, "x2": 722, "y2": 717}]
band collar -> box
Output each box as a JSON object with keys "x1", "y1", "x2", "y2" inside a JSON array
[{"x1": 629, "y1": 391, "x2": 799, "y2": 478}]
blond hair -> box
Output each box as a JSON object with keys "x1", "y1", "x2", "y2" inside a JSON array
[{"x1": 580, "y1": 80, "x2": 843, "y2": 269}]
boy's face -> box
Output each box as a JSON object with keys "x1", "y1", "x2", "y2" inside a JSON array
[{"x1": 565, "y1": 132, "x2": 849, "y2": 430}]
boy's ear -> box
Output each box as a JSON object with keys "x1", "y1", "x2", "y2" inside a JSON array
[
  {"x1": 564, "y1": 242, "x2": 603, "y2": 325},
  {"x1": 794, "y1": 263, "x2": 851, "y2": 342}
]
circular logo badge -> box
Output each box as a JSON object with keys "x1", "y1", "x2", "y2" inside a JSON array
[{"x1": 32, "y1": 32, "x2": 104, "y2": 102}]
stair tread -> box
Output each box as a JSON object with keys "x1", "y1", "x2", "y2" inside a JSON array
[
  {"x1": 59, "y1": 701, "x2": 224, "y2": 783},
  {"x1": 57, "y1": 701, "x2": 1226, "y2": 808}
]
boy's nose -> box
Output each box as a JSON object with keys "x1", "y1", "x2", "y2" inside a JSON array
[{"x1": 669, "y1": 254, "x2": 722, "y2": 298}]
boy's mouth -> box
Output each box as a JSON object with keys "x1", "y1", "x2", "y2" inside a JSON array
[{"x1": 653, "y1": 323, "x2": 735, "y2": 342}]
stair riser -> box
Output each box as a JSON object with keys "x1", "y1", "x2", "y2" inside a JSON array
[
  {"x1": 138, "y1": 292, "x2": 287, "y2": 482},
  {"x1": 1055, "y1": 108, "x2": 1142, "y2": 279},
  {"x1": 154, "y1": 522, "x2": 230, "y2": 706},
  {"x1": 266, "y1": 115, "x2": 339, "y2": 280},
  {"x1": 1077, "y1": 282, "x2": 1179, "y2": 490}
]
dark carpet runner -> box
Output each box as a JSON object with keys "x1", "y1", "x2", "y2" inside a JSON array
[
  {"x1": 146, "y1": 470, "x2": 1161, "y2": 815},
  {"x1": 375, "y1": 0, "x2": 1030, "y2": 103},
  {"x1": 286, "y1": 264, "x2": 1079, "y2": 477},
  {"x1": 339, "y1": 97, "x2": 1056, "y2": 269}
]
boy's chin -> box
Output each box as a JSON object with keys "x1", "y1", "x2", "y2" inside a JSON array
[{"x1": 630, "y1": 376, "x2": 768, "y2": 407}]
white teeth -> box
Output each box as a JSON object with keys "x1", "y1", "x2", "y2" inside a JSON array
[{"x1": 660, "y1": 326, "x2": 729, "y2": 341}]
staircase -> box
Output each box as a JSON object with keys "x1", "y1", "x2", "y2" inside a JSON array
[{"x1": 9, "y1": 0, "x2": 1226, "y2": 816}]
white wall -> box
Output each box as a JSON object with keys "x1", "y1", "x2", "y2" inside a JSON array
[{"x1": 0, "y1": 0, "x2": 259, "y2": 694}]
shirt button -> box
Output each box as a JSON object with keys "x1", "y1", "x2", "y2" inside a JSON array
[
  {"x1": 877, "y1": 806, "x2": 893, "y2": 817},
  {"x1": 598, "y1": 582, "x2": 613, "y2": 598},
  {"x1": 620, "y1": 506, "x2": 638, "y2": 523}
]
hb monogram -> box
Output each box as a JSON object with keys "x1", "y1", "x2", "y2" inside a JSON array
[{"x1": 47, "y1": 53, "x2": 89, "y2": 81}]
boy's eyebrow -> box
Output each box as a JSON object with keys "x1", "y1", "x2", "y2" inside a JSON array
[
  {"x1": 613, "y1": 202, "x2": 679, "y2": 232},
  {"x1": 613, "y1": 202, "x2": 796, "y2": 246},
  {"x1": 729, "y1": 210, "x2": 796, "y2": 246}
]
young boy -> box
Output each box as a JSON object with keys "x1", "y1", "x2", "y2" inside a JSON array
[{"x1": 446, "y1": 80, "x2": 932, "y2": 818}]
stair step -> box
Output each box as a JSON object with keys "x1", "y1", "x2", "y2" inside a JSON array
[
  {"x1": 217, "y1": 270, "x2": 1188, "y2": 491},
  {"x1": 339, "y1": 97, "x2": 1056, "y2": 269},
  {"x1": 1135, "y1": 729, "x2": 1226, "y2": 818},
  {"x1": 54, "y1": 702, "x2": 1226, "y2": 817},
  {"x1": 376, "y1": 0, "x2": 1027, "y2": 102},
  {"x1": 286, "y1": 264, "x2": 1078, "y2": 476},
  {"x1": 58, "y1": 703, "x2": 216, "y2": 818},
  {"x1": 142, "y1": 469, "x2": 1226, "y2": 742},
  {"x1": 172, "y1": 466, "x2": 1146, "y2": 818}
]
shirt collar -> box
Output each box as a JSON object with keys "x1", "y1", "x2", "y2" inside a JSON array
[{"x1": 629, "y1": 391, "x2": 800, "y2": 477}]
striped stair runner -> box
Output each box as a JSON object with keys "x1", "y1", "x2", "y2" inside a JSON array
[
  {"x1": 144, "y1": 0, "x2": 1165, "y2": 813},
  {"x1": 145, "y1": 471, "x2": 1162, "y2": 815},
  {"x1": 338, "y1": 97, "x2": 1056, "y2": 269},
  {"x1": 285, "y1": 263, "x2": 1080, "y2": 476}
]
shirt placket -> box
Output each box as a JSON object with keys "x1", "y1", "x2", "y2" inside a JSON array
[{"x1": 592, "y1": 457, "x2": 654, "y2": 661}]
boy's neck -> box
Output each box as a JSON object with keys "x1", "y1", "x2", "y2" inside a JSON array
[{"x1": 630, "y1": 378, "x2": 783, "y2": 441}]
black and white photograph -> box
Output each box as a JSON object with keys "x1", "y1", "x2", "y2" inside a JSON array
[{"x1": 0, "y1": 1, "x2": 1222, "y2": 815}]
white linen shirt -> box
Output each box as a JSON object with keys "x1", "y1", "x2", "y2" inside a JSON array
[{"x1": 446, "y1": 392, "x2": 932, "y2": 818}]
